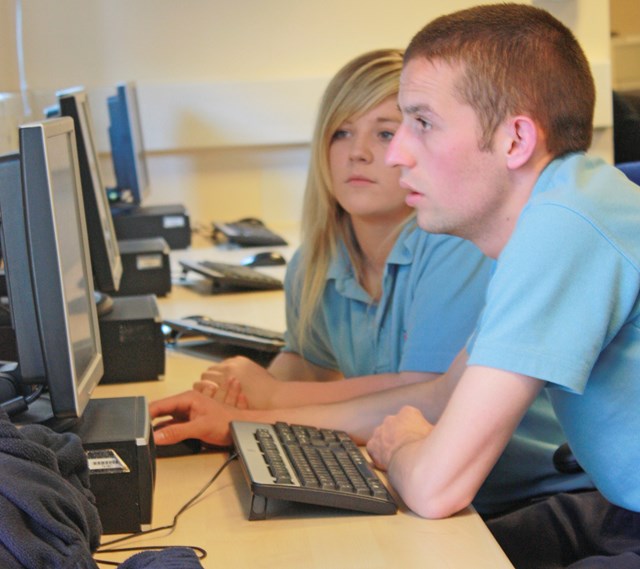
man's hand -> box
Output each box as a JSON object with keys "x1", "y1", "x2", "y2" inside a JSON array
[
  {"x1": 366, "y1": 406, "x2": 434, "y2": 470},
  {"x1": 149, "y1": 390, "x2": 237, "y2": 447}
]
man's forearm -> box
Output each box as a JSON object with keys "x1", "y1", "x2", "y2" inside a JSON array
[{"x1": 268, "y1": 370, "x2": 436, "y2": 408}]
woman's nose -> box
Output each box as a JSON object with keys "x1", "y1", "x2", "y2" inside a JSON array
[{"x1": 349, "y1": 136, "x2": 373, "y2": 163}]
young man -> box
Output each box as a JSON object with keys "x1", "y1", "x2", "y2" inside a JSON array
[
  {"x1": 150, "y1": 4, "x2": 639, "y2": 565},
  {"x1": 364, "y1": 3, "x2": 640, "y2": 567}
]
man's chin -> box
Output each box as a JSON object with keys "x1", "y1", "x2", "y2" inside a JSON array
[{"x1": 415, "y1": 214, "x2": 444, "y2": 235}]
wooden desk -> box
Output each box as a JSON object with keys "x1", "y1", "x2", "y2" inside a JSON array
[{"x1": 93, "y1": 240, "x2": 513, "y2": 568}]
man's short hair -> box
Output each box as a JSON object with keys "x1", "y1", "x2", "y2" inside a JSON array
[{"x1": 405, "y1": 3, "x2": 595, "y2": 155}]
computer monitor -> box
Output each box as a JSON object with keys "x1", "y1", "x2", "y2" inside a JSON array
[
  {"x1": 0, "y1": 117, "x2": 104, "y2": 426},
  {"x1": 57, "y1": 87, "x2": 123, "y2": 299},
  {"x1": 107, "y1": 82, "x2": 150, "y2": 205}
]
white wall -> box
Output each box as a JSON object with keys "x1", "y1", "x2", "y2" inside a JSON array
[
  {"x1": 611, "y1": 0, "x2": 640, "y2": 90},
  {"x1": 1, "y1": 0, "x2": 613, "y2": 230}
]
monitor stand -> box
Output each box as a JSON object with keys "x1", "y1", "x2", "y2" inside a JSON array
[{"x1": 10, "y1": 392, "x2": 79, "y2": 433}]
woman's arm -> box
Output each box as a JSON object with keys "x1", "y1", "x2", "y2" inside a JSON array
[
  {"x1": 268, "y1": 351, "x2": 344, "y2": 382},
  {"x1": 196, "y1": 353, "x2": 439, "y2": 409}
]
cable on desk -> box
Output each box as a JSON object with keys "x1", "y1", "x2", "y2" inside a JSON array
[
  {"x1": 94, "y1": 451, "x2": 238, "y2": 566},
  {"x1": 189, "y1": 220, "x2": 216, "y2": 240}
]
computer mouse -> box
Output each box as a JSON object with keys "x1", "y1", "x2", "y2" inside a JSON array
[
  {"x1": 237, "y1": 217, "x2": 265, "y2": 226},
  {"x1": 242, "y1": 251, "x2": 287, "y2": 267},
  {"x1": 154, "y1": 438, "x2": 203, "y2": 459}
]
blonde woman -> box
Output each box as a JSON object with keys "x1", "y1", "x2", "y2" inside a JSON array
[{"x1": 196, "y1": 49, "x2": 491, "y2": 406}]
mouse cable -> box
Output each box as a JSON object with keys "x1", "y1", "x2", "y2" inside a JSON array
[
  {"x1": 190, "y1": 220, "x2": 215, "y2": 240},
  {"x1": 94, "y1": 450, "x2": 238, "y2": 566}
]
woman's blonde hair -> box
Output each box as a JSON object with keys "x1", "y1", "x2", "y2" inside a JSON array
[{"x1": 295, "y1": 49, "x2": 405, "y2": 348}]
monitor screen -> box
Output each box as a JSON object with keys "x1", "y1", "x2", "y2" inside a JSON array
[
  {"x1": 0, "y1": 117, "x2": 103, "y2": 424},
  {"x1": 58, "y1": 87, "x2": 123, "y2": 294},
  {"x1": 107, "y1": 82, "x2": 150, "y2": 205}
]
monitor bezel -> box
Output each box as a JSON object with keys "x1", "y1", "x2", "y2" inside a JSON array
[
  {"x1": 0, "y1": 151, "x2": 45, "y2": 383},
  {"x1": 58, "y1": 87, "x2": 123, "y2": 294},
  {"x1": 108, "y1": 81, "x2": 150, "y2": 205}
]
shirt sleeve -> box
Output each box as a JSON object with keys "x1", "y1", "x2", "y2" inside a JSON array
[{"x1": 468, "y1": 203, "x2": 638, "y2": 393}]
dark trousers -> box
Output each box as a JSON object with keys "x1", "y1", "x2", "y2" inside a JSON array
[{"x1": 484, "y1": 491, "x2": 640, "y2": 568}]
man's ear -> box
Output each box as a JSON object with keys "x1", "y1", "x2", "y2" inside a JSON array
[{"x1": 503, "y1": 116, "x2": 538, "y2": 170}]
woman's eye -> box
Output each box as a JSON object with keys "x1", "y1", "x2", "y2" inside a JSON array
[
  {"x1": 379, "y1": 130, "x2": 396, "y2": 141},
  {"x1": 332, "y1": 129, "x2": 349, "y2": 141}
]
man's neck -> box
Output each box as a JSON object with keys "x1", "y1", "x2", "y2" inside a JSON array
[{"x1": 476, "y1": 154, "x2": 554, "y2": 259}]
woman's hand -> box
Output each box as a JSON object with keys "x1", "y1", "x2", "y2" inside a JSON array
[
  {"x1": 193, "y1": 378, "x2": 249, "y2": 409},
  {"x1": 194, "y1": 356, "x2": 278, "y2": 409}
]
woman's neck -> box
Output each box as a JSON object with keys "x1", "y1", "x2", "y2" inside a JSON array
[{"x1": 351, "y1": 218, "x2": 401, "y2": 300}]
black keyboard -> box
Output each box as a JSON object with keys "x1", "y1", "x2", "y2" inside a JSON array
[
  {"x1": 179, "y1": 259, "x2": 283, "y2": 292},
  {"x1": 163, "y1": 316, "x2": 285, "y2": 352},
  {"x1": 230, "y1": 421, "x2": 398, "y2": 520},
  {"x1": 213, "y1": 219, "x2": 288, "y2": 247}
]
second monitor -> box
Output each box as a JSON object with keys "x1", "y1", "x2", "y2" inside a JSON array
[
  {"x1": 56, "y1": 87, "x2": 172, "y2": 300},
  {"x1": 107, "y1": 82, "x2": 191, "y2": 250}
]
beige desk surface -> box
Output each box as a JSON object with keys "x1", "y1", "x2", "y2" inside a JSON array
[{"x1": 93, "y1": 233, "x2": 513, "y2": 568}]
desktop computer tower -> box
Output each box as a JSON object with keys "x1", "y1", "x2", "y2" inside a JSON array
[
  {"x1": 115, "y1": 237, "x2": 172, "y2": 298},
  {"x1": 73, "y1": 396, "x2": 155, "y2": 534},
  {"x1": 98, "y1": 294, "x2": 165, "y2": 383},
  {"x1": 111, "y1": 203, "x2": 191, "y2": 250}
]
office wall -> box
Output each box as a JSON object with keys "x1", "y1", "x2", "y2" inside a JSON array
[
  {"x1": 2, "y1": 0, "x2": 613, "y2": 230},
  {"x1": 0, "y1": 0, "x2": 18, "y2": 91},
  {"x1": 611, "y1": 0, "x2": 640, "y2": 36},
  {"x1": 610, "y1": 0, "x2": 640, "y2": 90}
]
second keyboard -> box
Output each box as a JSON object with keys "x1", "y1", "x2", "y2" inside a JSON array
[
  {"x1": 163, "y1": 315, "x2": 285, "y2": 352},
  {"x1": 179, "y1": 259, "x2": 283, "y2": 292}
]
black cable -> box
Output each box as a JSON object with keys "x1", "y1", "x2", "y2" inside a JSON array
[
  {"x1": 94, "y1": 451, "x2": 238, "y2": 566},
  {"x1": 24, "y1": 383, "x2": 44, "y2": 405},
  {"x1": 93, "y1": 545, "x2": 207, "y2": 567}
]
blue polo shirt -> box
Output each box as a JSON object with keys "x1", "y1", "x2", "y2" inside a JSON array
[
  {"x1": 283, "y1": 223, "x2": 492, "y2": 376},
  {"x1": 468, "y1": 153, "x2": 640, "y2": 511}
]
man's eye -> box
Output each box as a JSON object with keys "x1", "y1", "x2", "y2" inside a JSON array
[{"x1": 416, "y1": 117, "x2": 432, "y2": 131}]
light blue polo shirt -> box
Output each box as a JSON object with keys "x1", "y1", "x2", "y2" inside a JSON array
[
  {"x1": 283, "y1": 223, "x2": 492, "y2": 377},
  {"x1": 284, "y1": 222, "x2": 595, "y2": 514},
  {"x1": 469, "y1": 153, "x2": 640, "y2": 512}
]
